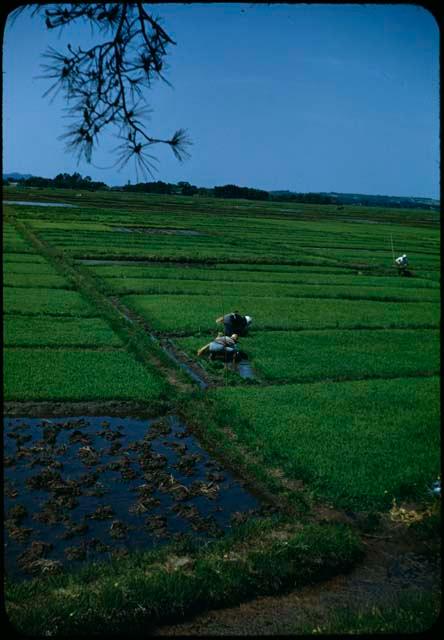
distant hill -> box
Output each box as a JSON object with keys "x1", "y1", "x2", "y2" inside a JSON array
[{"x1": 3, "y1": 172, "x2": 33, "y2": 181}]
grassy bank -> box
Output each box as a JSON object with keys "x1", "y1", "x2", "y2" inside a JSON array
[{"x1": 5, "y1": 518, "x2": 363, "y2": 636}]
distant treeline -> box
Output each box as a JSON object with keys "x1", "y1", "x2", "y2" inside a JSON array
[
  {"x1": 269, "y1": 192, "x2": 334, "y2": 204},
  {"x1": 3, "y1": 173, "x2": 439, "y2": 209},
  {"x1": 5, "y1": 172, "x2": 107, "y2": 191},
  {"x1": 119, "y1": 181, "x2": 329, "y2": 203}
]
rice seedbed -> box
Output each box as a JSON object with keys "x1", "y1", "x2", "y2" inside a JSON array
[
  {"x1": 3, "y1": 274, "x2": 73, "y2": 289},
  {"x1": 206, "y1": 376, "x2": 441, "y2": 510},
  {"x1": 29, "y1": 220, "x2": 114, "y2": 232},
  {"x1": 4, "y1": 316, "x2": 124, "y2": 347},
  {"x1": 85, "y1": 263, "x2": 439, "y2": 291},
  {"x1": 175, "y1": 329, "x2": 440, "y2": 382},
  {"x1": 71, "y1": 246, "x2": 313, "y2": 265},
  {"x1": 302, "y1": 247, "x2": 440, "y2": 269},
  {"x1": 3, "y1": 242, "x2": 35, "y2": 254},
  {"x1": 86, "y1": 262, "x2": 356, "y2": 279},
  {"x1": 121, "y1": 294, "x2": 440, "y2": 334},
  {"x1": 3, "y1": 261, "x2": 62, "y2": 275},
  {"x1": 3, "y1": 348, "x2": 168, "y2": 402},
  {"x1": 3, "y1": 288, "x2": 97, "y2": 317},
  {"x1": 2, "y1": 253, "x2": 47, "y2": 263},
  {"x1": 103, "y1": 276, "x2": 439, "y2": 303}
]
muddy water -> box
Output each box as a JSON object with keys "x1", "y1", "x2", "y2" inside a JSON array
[
  {"x1": 4, "y1": 415, "x2": 264, "y2": 579},
  {"x1": 236, "y1": 360, "x2": 255, "y2": 379}
]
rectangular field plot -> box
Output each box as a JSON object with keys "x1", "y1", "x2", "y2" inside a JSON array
[
  {"x1": 103, "y1": 276, "x2": 439, "y2": 303},
  {"x1": 209, "y1": 376, "x2": 440, "y2": 510},
  {"x1": 3, "y1": 261, "x2": 62, "y2": 275},
  {"x1": 85, "y1": 262, "x2": 359, "y2": 279},
  {"x1": 121, "y1": 294, "x2": 440, "y2": 334},
  {"x1": 301, "y1": 247, "x2": 440, "y2": 270},
  {"x1": 37, "y1": 237, "x2": 316, "y2": 265},
  {"x1": 175, "y1": 329, "x2": 440, "y2": 382},
  {"x1": 3, "y1": 288, "x2": 97, "y2": 317},
  {"x1": 31, "y1": 228, "x2": 352, "y2": 266},
  {"x1": 3, "y1": 273, "x2": 73, "y2": 289},
  {"x1": 2, "y1": 241, "x2": 35, "y2": 254},
  {"x1": 4, "y1": 316, "x2": 124, "y2": 347},
  {"x1": 3, "y1": 348, "x2": 168, "y2": 402},
  {"x1": 2, "y1": 253, "x2": 47, "y2": 264},
  {"x1": 86, "y1": 262, "x2": 439, "y2": 292}
]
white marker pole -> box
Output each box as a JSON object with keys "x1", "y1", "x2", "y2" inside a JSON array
[{"x1": 390, "y1": 234, "x2": 395, "y2": 264}]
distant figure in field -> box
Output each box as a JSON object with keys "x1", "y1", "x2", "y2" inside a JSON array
[
  {"x1": 395, "y1": 254, "x2": 411, "y2": 276},
  {"x1": 197, "y1": 333, "x2": 246, "y2": 363},
  {"x1": 216, "y1": 311, "x2": 252, "y2": 337}
]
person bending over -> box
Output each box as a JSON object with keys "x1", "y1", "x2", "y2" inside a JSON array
[
  {"x1": 215, "y1": 311, "x2": 252, "y2": 337},
  {"x1": 197, "y1": 333, "x2": 246, "y2": 362}
]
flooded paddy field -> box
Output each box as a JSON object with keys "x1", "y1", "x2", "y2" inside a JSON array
[{"x1": 4, "y1": 414, "x2": 265, "y2": 579}]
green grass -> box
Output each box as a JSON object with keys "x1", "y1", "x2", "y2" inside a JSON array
[
  {"x1": 4, "y1": 316, "x2": 124, "y2": 347},
  {"x1": 5, "y1": 519, "x2": 363, "y2": 636},
  {"x1": 175, "y1": 329, "x2": 440, "y2": 382},
  {"x1": 206, "y1": 376, "x2": 441, "y2": 510},
  {"x1": 3, "y1": 287, "x2": 97, "y2": 317},
  {"x1": 301, "y1": 591, "x2": 441, "y2": 635},
  {"x1": 121, "y1": 294, "x2": 439, "y2": 334},
  {"x1": 3, "y1": 348, "x2": 169, "y2": 402}
]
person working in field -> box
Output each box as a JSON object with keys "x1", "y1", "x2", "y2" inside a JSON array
[
  {"x1": 197, "y1": 333, "x2": 246, "y2": 363},
  {"x1": 395, "y1": 254, "x2": 410, "y2": 276},
  {"x1": 215, "y1": 311, "x2": 252, "y2": 337}
]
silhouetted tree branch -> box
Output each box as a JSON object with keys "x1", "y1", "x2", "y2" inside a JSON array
[{"x1": 14, "y1": 3, "x2": 191, "y2": 179}]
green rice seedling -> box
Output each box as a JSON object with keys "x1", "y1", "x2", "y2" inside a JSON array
[
  {"x1": 208, "y1": 376, "x2": 440, "y2": 510},
  {"x1": 86, "y1": 263, "x2": 439, "y2": 293},
  {"x1": 175, "y1": 328, "x2": 440, "y2": 383},
  {"x1": 3, "y1": 273, "x2": 73, "y2": 289},
  {"x1": 104, "y1": 276, "x2": 439, "y2": 302},
  {"x1": 2, "y1": 253, "x2": 47, "y2": 263},
  {"x1": 30, "y1": 221, "x2": 113, "y2": 232},
  {"x1": 86, "y1": 263, "x2": 357, "y2": 280},
  {"x1": 3, "y1": 348, "x2": 169, "y2": 402},
  {"x1": 3, "y1": 287, "x2": 97, "y2": 317},
  {"x1": 2, "y1": 261, "x2": 62, "y2": 275},
  {"x1": 121, "y1": 294, "x2": 439, "y2": 334},
  {"x1": 2, "y1": 242, "x2": 35, "y2": 253},
  {"x1": 4, "y1": 316, "x2": 124, "y2": 347}
]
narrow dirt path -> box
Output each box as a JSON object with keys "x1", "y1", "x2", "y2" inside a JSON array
[{"x1": 153, "y1": 526, "x2": 440, "y2": 635}]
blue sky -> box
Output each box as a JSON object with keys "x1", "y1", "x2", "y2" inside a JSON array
[{"x1": 2, "y1": 3, "x2": 439, "y2": 197}]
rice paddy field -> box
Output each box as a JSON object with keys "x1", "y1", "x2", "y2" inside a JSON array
[{"x1": 3, "y1": 187, "x2": 441, "y2": 635}]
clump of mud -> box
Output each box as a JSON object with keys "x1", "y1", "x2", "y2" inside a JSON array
[{"x1": 4, "y1": 415, "x2": 267, "y2": 579}]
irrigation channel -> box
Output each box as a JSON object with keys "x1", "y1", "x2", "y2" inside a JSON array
[
  {"x1": 4, "y1": 415, "x2": 269, "y2": 579},
  {"x1": 106, "y1": 295, "x2": 256, "y2": 385}
]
